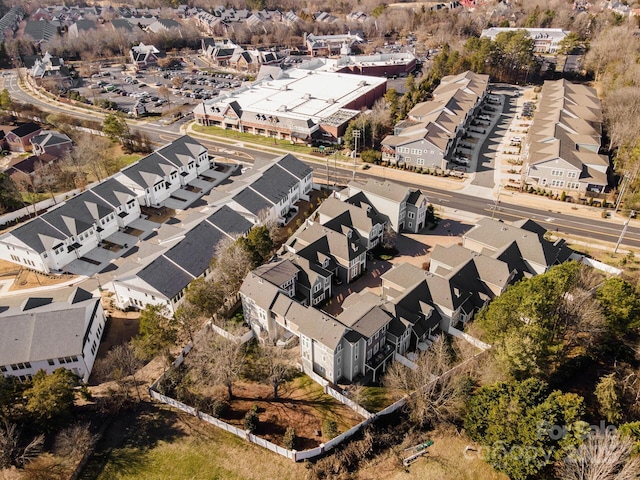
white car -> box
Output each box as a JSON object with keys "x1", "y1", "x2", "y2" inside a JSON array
[
  {"x1": 479, "y1": 115, "x2": 491, "y2": 121},
  {"x1": 512, "y1": 136, "x2": 522, "y2": 142}
]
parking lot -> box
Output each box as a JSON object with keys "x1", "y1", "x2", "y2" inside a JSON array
[{"x1": 74, "y1": 63, "x2": 246, "y2": 117}]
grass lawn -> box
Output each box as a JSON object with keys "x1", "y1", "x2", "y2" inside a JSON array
[
  {"x1": 114, "y1": 152, "x2": 143, "y2": 170},
  {"x1": 86, "y1": 404, "x2": 306, "y2": 480},
  {"x1": 191, "y1": 123, "x2": 350, "y2": 162},
  {"x1": 359, "y1": 385, "x2": 400, "y2": 413},
  {"x1": 356, "y1": 426, "x2": 508, "y2": 480}
]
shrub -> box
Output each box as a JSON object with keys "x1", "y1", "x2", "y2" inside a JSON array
[
  {"x1": 283, "y1": 426, "x2": 297, "y2": 450},
  {"x1": 322, "y1": 418, "x2": 338, "y2": 439},
  {"x1": 211, "y1": 399, "x2": 229, "y2": 418},
  {"x1": 244, "y1": 407, "x2": 259, "y2": 432},
  {"x1": 360, "y1": 149, "x2": 381, "y2": 164}
]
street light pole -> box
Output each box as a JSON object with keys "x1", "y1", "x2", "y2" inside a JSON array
[
  {"x1": 353, "y1": 129, "x2": 360, "y2": 180},
  {"x1": 615, "y1": 210, "x2": 636, "y2": 254},
  {"x1": 491, "y1": 184, "x2": 503, "y2": 219}
]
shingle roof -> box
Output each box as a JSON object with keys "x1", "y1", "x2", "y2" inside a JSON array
[{"x1": 0, "y1": 288, "x2": 99, "y2": 365}]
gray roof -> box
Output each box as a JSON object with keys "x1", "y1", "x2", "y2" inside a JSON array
[
  {"x1": 24, "y1": 20, "x2": 58, "y2": 42},
  {"x1": 7, "y1": 216, "x2": 67, "y2": 253},
  {"x1": 240, "y1": 271, "x2": 282, "y2": 311},
  {"x1": 381, "y1": 262, "x2": 429, "y2": 291},
  {"x1": 273, "y1": 153, "x2": 313, "y2": 180},
  {"x1": 0, "y1": 287, "x2": 99, "y2": 365},
  {"x1": 121, "y1": 152, "x2": 176, "y2": 188},
  {"x1": 233, "y1": 187, "x2": 273, "y2": 214},
  {"x1": 155, "y1": 135, "x2": 206, "y2": 167},
  {"x1": 338, "y1": 296, "x2": 392, "y2": 339},
  {"x1": 89, "y1": 177, "x2": 137, "y2": 208},
  {"x1": 278, "y1": 298, "x2": 346, "y2": 350},
  {"x1": 137, "y1": 256, "x2": 193, "y2": 300},
  {"x1": 350, "y1": 178, "x2": 409, "y2": 203},
  {"x1": 464, "y1": 218, "x2": 570, "y2": 271},
  {"x1": 249, "y1": 164, "x2": 298, "y2": 204},
  {"x1": 134, "y1": 205, "x2": 251, "y2": 297},
  {"x1": 253, "y1": 258, "x2": 299, "y2": 288},
  {"x1": 30, "y1": 130, "x2": 72, "y2": 148}
]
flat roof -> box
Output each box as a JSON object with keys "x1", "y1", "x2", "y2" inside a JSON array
[{"x1": 194, "y1": 66, "x2": 386, "y2": 126}]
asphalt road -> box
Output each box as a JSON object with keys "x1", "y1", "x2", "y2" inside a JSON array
[{"x1": 4, "y1": 71, "x2": 639, "y2": 249}]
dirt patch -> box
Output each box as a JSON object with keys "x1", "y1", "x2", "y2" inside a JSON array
[
  {"x1": 140, "y1": 206, "x2": 176, "y2": 224},
  {"x1": 215, "y1": 376, "x2": 364, "y2": 449},
  {"x1": 8, "y1": 267, "x2": 76, "y2": 291}
]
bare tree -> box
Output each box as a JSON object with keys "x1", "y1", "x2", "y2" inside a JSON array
[
  {"x1": 53, "y1": 423, "x2": 95, "y2": 462},
  {"x1": 0, "y1": 420, "x2": 44, "y2": 469},
  {"x1": 260, "y1": 343, "x2": 292, "y2": 400},
  {"x1": 190, "y1": 330, "x2": 246, "y2": 400},
  {"x1": 94, "y1": 343, "x2": 143, "y2": 403},
  {"x1": 384, "y1": 335, "x2": 469, "y2": 427},
  {"x1": 558, "y1": 432, "x2": 640, "y2": 480},
  {"x1": 213, "y1": 237, "x2": 254, "y2": 298}
]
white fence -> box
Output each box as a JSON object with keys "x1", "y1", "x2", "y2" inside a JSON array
[
  {"x1": 0, "y1": 188, "x2": 83, "y2": 227},
  {"x1": 208, "y1": 322, "x2": 255, "y2": 344},
  {"x1": 578, "y1": 256, "x2": 622, "y2": 276},
  {"x1": 394, "y1": 352, "x2": 418, "y2": 370},
  {"x1": 324, "y1": 385, "x2": 373, "y2": 419},
  {"x1": 447, "y1": 327, "x2": 491, "y2": 351}
]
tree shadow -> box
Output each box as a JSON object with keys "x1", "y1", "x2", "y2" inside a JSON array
[{"x1": 78, "y1": 403, "x2": 186, "y2": 479}]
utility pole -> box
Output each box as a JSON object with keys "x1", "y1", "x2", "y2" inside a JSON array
[
  {"x1": 491, "y1": 184, "x2": 503, "y2": 219},
  {"x1": 614, "y1": 210, "x2": 636, "y2": 254},
  {"x1": 353, "y1": 129, "x2": 360, "y2": 180}
]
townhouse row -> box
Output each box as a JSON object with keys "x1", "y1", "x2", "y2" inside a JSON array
[
  {"x1": 381, "y1": 70, "x2": 489, "y2": 170},
  {"x1": 241, "y1": 183, "x2": 576, "y2": 384}
]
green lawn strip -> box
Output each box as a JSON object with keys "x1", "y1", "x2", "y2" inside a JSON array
[
  {"x1": 115, "y1": 153, "x2": 143, "y2": 169},
  {"x1": 360, "y1": 386, "x2": 395, "y2": 413},
  {"x1": 191, "y1": 124, "x2": 315, "y2": 155},
  {"x1": 89, "y1": 404, "x2": 305, "y2": 480}
]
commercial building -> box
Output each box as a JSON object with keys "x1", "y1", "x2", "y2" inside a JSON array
[{"x1": 193, "y1": 63, "x2": 386, "y2": 144}]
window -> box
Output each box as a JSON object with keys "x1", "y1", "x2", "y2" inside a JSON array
[
  {"x1": 47, "y1": 359, "x2": 55, "y2": 366},
  {"x1": 417, "y1": 158, "x2": 425, "y2": 166},
  {"x1": 567, "y1": 171, "x2": 578, "y2": 179},
  {"x1": 408, "y1": 212, "x2": 415, "y2": 219},
  {"x1": 550, "y1": 179, "x2": 565, "y2": 187},
  {"x1": 0, "y1": 366, "x2": 6, "y2": 372},
  {"x1": 551, "y1": 169, "x2": 563, "y2": 177},
  {"x1": 313, "y1": 283, "x2": 321, "y2": 293},
  {"x1": 367, "y1": 338, "x2": 372, "y2": 346},
  {"x1": 567, "y1": 182, "x2": 580, "y2": 190}
]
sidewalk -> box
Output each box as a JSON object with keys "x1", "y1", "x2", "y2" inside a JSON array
[{"x1": 184, "y1": 122, "x2": 632, "y2": 226}]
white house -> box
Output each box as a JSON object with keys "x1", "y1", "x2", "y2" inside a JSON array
[{"x1": 0, "y1": 287, "x2": 106, "y2": 382}]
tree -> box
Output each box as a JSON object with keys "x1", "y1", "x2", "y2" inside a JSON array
[
  {"x1": 95, "y1": 343, "x2": 142, "y2": 404},
  {"x1": 465, "y1": 378, "x2": 587, "y2": 480},
  {"x1": 102, "y1": 113, "x2": 133, "y2": 151},
  {"x1": 184, "y1": 278, "x2": 225, "y2": 320},
  {"x1": 260, "y1": 344, "x2": 291, "y2": 400},
  {"x1": 558, "y1": 432, "x2": 640, "y2": 480},
  {"x1": 158, "y1": 85, "x2": 171, "y2": 105},
  {"x1": 23, "y1": 369, "x2": 81, "y2": 429},
  {"x1": 0, "y1": 173, "x2": 23, "y2": 214},
  {"x1": 597, "y1": 277, "x2": 640, "y2": 334},
  {"x1": 384, "y1": 335, "x2": 469, "y2": 427},
  {"x1": 174, "y1": 301, "x2": 205, "y2": 344},
  {"x1": 475, "y1": 262, "x2": 604, "y2": 379},
  {"x1": 131, "y1": 304, "x2": 177, "y2": 364},
  {"x1": 190, "y1": 331, "x2": 245, "y2": 400},
  {"x1": 0, "y1": 421, "x2": 44, "y2": 469},
  {"x1": 244, "y1": 225, "x2": 274, "y2": 264},
  {"x1": 213, "y1": 237, "x2": 254, "y2": 298},
  {"x1": 595, "y1": 373, "x2": 623, "y2": 424},
  {"x1": 0, "y1": 88, "x2": 12, "y2": 111}
]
